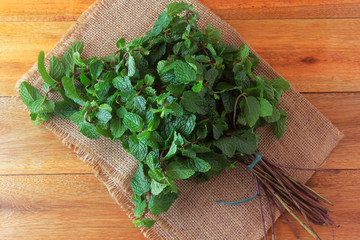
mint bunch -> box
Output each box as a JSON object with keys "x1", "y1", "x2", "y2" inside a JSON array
[{"x1": 21, "y1": 3, "x2": 337, "y2": 237}]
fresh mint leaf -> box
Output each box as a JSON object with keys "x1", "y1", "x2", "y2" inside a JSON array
[
  {"x1": 150, "y1": 180, "x2": 168, "y2": 195},
  {"x1": 259, "y1": 98, "x2": 273, "y2": 117},
  {"x1": 62, "y1": 41, "x2": 84, "y2": 74},
  {"x1": 165, "y1": 160, "x2": 195, "y2": 179},
  {"x1": 132, "y1": 218, "x2": 156, "y2": 229},
  {"x1": 38, "y1": 51, "x2": 57, "y2": 85},
  {"x1": 62, "y1": 76, "x2": 86, "y2": 104},
  {"x1": 240, "y1": 96, "x2": 260, "y2": 128},
  {"x1": 129, "y1": 135, "x2": 148, "y2": 161},
  {"x1": 89, "y1": 60, "x2": 103, "y2": 79},
  {"x1": 166, "y1": 2, "x2": 189, "y2": 16},
  {"x1": 174, "y1": 61, "x2": 196, "y2": 84},
  {"x1": 131, "y1": 162, "x2": 150, "y2": 195},
  {"x1": 273, "y1": 110, "x2": 288, "y2": 138},
  {"x1": 49, "y1": 56, "x2": 65, "y2": 81},
  {"x1": 148, "y1": 189, "x2": 178, "y2": 215},
  {"x1": 123, "y1": 113, "x2": 144, "y2": 132},
  {"x1": 234, "y1": 131, "x2": 259, "y2": 155},
  {"x1": 19, "y1": 82, "x2": 42, "y2": 107},
  {"x1": 133, "y1": 199, "x2": 146, "y2": 218},
  {"x1": 79, "y1": 122, "x2": 99, "y2": 139},
  {"x1": 214, "y1": 137, "x2": 236, "y2": 158},
  {"x1": 180, "y1": 91, "x2": 208, "y2": 115}
]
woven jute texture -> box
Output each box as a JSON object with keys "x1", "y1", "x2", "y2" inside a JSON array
[{"x1": 16, "y1": 0, "x2": 343, "y2": 239}]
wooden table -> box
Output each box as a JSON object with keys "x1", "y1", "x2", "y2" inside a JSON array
[{"x1": 0, "y1": 1, "x2": 359, "y2": 239}]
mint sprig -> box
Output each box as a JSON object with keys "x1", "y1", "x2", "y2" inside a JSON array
[{"x1": 19, "y1": 2, "x2": 335, "y2": 238}]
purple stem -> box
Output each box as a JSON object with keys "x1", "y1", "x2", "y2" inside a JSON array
[
  {"x1": 256, "y1": 176, "x2": 267, "y2": 240},
  {"x1": 84, "y1": 106, "x2": 98, "y2": 124},
  {"x1": 272, "y1": 163, "x2": 340, "y2": 173}
]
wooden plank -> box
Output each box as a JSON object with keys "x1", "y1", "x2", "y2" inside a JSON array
[
  {"x1": 0, "y1": 93, "x2": 357, "y2": 174},
  {"x1": 0, "y1": 0, "x2": 93, "y2": 22},
  {"x1": 0, "y1": 97, "x2": 91, "y2": 174},
  {"x1": 1, "y1": 0, "x2": 360, "y2": 21},
  {"x1": 226, "y1": 19, "x2": 360, "y2": 93},
  {"x1": 0, "y1": 174, "x2": 146, "y2": 239},
  {"x1": 303, "y1": 93, "x2": 360, "y2": 170},
  {"x1": 0, "y1": 22, "x2": 73, "y2": 96},
  {"x1": 0, "y1": 171, "x2": 357, "y2": 239},
  {"x1": 269, "y1": 170, "x2": 360, "y2": 239},
  {"x1": 199, "y1": 0, "x2": 360, "y2": 20},
  {"x1": 1, "y1": 19, "x2": 360, "y2": 96}
]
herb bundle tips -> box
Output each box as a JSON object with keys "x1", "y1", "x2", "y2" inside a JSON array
[{"x1": 19, "y1": 2, "x2": 336, "y2": 238}]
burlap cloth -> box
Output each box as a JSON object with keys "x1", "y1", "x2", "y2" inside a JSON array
[{"x1": 16, "y1": 0, "x2": 343, "y2": 239}]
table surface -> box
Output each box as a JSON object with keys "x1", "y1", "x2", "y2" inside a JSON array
[{"x1": 0, "y1": 0, "x2": 359, "y2": 239}]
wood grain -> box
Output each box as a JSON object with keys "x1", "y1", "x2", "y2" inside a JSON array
[
  {"x1": 1, "y1": 0, "x2": 359, "y2": 239},
  {"x1": 1, "y1": 19, "x2": 360, "y2": 96},
  {"x1": 1, "y1": 0, "x2": 360, "y2": 21},
  {"x1": 269, "y1": 170, "x2": 360, "y2": 239},
  {"x1": 0, "y1": 97, "x2": 91, "y2": 174},
  {"x1": 199, "y1": 0, "x2": 360, "y2": 20},
  {"x1": 0, "y1": 174, "x2": 146, "y2": 239}
]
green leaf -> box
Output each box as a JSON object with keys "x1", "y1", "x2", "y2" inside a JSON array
[
  {"x1": 259, "y1": 98, "x2": 273, "y2": 117},
  {"x1": 234, "y1": 131, "x2": 259, "y2": 155},
  {"x1": 165, "y1": 101, "x2": 183, "y2": 117},
  {"x1": 129, "y1": 135, "x2": 148, "y2": 161},
  {"x1": 166, "y1": 2, "x2": 189, "y2": 16},
  {"x1": 128, "y1": 54, "x2": 136, "y2": 77},
  {"x1": 110, "y1": 118, "x2": 126, "y2": 139},
  {"x1": 53, "y1": 100, "x2": 79, "y2": 118},
  {"x1": 133, "y1": 218, "x2": 156, "y2": 229},
  {"x1": 214, "y1": 137, "x2": 237, "y2": 157},
  {"x1": 191, "y1": 80, "x2": 203, "y2": 92},
  {"x1": 163, "y1": 132, "x2": 181, "y2": 161},
  {"x1": 116, "y1": 38, "x2": 125, "y2": 49},
  {"x1": 188, "y1": 157, "x2": 211, "y2": 173},
  {"x1": 62, "y1": 76, "x2": 85, "y2": 104},
  {"x1": 131, "y1": 162, "x2": 150, "y2": 195},
  {"x1": 89, "y1": 60, "x2": 103, "y2": 79},
  {"x1": 174, "y1": 61, "x2": 196, "y2": 84},
  {"x1": 79, "y1": 122, "x2": 99, "y2": 139},
  {"x1": 29, "y1": 99, "x2": 55, "y2": 114},
  {"x1": 240, "y1": 96, "x2": 260, "y2": 128},
  {"x1": 38, "y1": 51, "x2": 57, "y2": 85},
  {"x1": 152, "y1": 12, "x2": 172, "y2": 36},
  {"x1": 205, "y1": 68, "x2": 219, "y2": 89},
  {"x1": 180, "y1": 91, "x2": 208, "y2": 115},
  {"x1": 69, "y1": 111, "x2": 83, "y2": 125},
  {"x1": 264, "y1": 107, "x2": 281, "y2": 123},
  {"x1": 144, "y1": 74, "x2": 155, "y2": 86},
  {"x1": 176, "y1": 114, "x2": 196, "y2": 137},
  {"x1": 123, "y1": 113, "x2": 144, "y2": 132},
  {"x1": 127, "y1": 96, "x2": 146, "y2": 112},
  {"x1": 273, "y1": 110, "x2": 288, "y2": 139},
  {"x1": 240, "y1": 45, "x2": 250, "y2": 61},
  {"x1": 96, "y1": 109, "x2": 112, "y2": 126},
  {"x1": 270, "y1": 78, "x2": 290, "y2": 91},
  {"x1": 208, "y1": 29, "x2": 221, "y2": 44},
  {"x1": 62, "y1": 41, "x2": 84, "y2": 74},
  {"x1": 148, "y1": 189, "x2": 178, "y2": 215},
  {"x1": 134, "y1": 199, "x2": 146, "y2": 218},
  {"x1": 80, "y1": 70, "x2": 91, "y2": 86},
  {"x1": 19, "y1": 82, "x2": 42, "y2": 107},
  {"x1": 150, "y1": 181, "x2": 168, "y2": 195},
  {"x1": 165, "y1": 160, "x2": 195, "y2": 179},
  {"x1": 49, "y1": 56, "x2": 65, "y2": 81}
]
